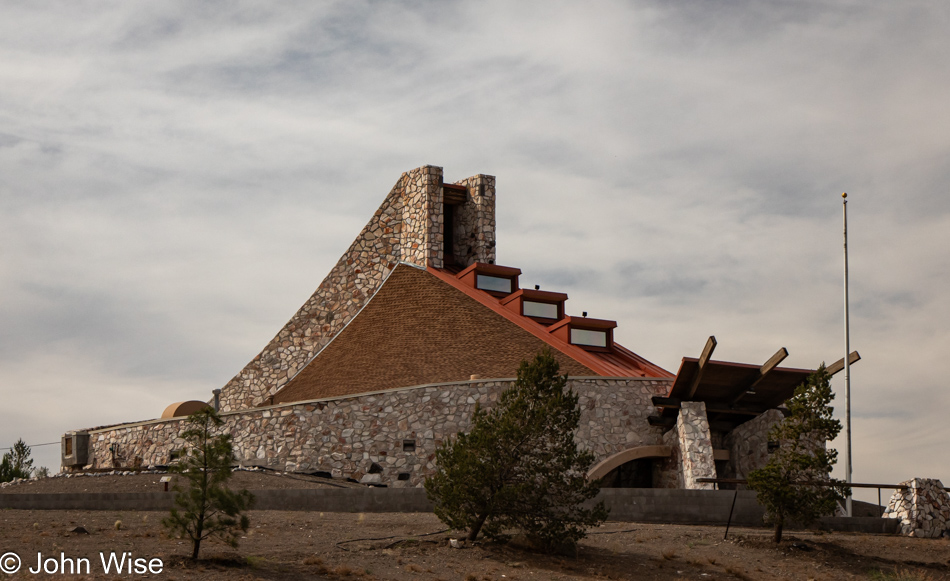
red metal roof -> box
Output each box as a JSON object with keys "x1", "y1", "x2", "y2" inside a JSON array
[{"x1": 428, "y1": 266, "x2": 673, "y2": 378}]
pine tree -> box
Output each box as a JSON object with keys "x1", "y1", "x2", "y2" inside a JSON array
[
  {"x1": 747, "y1": 365, "x2": 850, "y2": 543},
  {"x1": 425, "y1": 349, "x2": 607, "y2": 551},
  {"x1": 162, "y1": 408, "x2": 254, "y2": 559},
  {"x1": 0, "y1": 439, "x2": 33, "y2": 482}
]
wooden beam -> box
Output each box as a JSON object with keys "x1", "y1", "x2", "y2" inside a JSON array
[
  {"x1": 649, "y1": 414, "x2": 733, "y2": 433},
  {"x1": 826, "y1": 351, "x2": 861, "y2": 376},
  {"x1": 707, "y1": 406, "x2": 763, "y2": 417},
  {"x1": 729, "y1": 347, "x2": 788, "y2": 406},
  {"x1": 647, "y1": 416, "x2": 675, "y2": 428},
  {"x1": 709, "y1": 420, "x2": 738, "y2": 432},
  {"x1": 653, "y1": 396, "x2": 765, "y2": 417},
  {"x1": 686, "y1": 336, "x2": 717, "y2": 399},
  {"x1": 651, "y1": 396, "x2": 681, "y2": 408}
]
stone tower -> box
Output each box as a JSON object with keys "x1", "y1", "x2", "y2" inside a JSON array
[{"x1": 218, "y1": 165, "x2": 496, "y2": 411}]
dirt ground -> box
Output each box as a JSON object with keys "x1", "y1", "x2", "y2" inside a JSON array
[{"x1": 1, "y1": 473, "x2": 948, "y2": 580}]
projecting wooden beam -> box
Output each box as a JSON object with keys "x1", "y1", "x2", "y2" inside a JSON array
[
  {"x1": 652, "y1": 396, "x2": 680, "y2": 408},
  {"x1": 686, "y1": 336, "x2": 717, "y2": 399},
  {"x1": 826, "y1": 351, "x2": 861, "y2": 376},
  {"x1": 652, "y1": 396, "x2": 764, "y2": 417},
  {"x1": 709, "y1": 420, "x2": 739, "y2": 432},
  {"x1": 648, "y1": 416, "x2": 676, "y2": 428},
  {"x1": 729, "y1": 347, "x2": 788, "y2": 406}
]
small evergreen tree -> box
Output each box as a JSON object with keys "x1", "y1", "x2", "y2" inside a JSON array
[
  {"x1": 0, "y1": 439, "x2": 33, "y2": 482},
  {"x1": 747, "y1": 365, "x2": 850, "y2": 543},
  {"x1": 162, "y1": 408, "x2": 254, "y2": 559},
  {"x1": 425, "y1": 349, "x2": 607, "y2": 551}
]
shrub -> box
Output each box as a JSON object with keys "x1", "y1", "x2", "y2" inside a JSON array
[{"x1": 425, "y1": 349, "x2": 607, "y2": 551}]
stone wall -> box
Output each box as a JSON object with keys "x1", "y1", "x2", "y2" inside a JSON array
[
  {"x1": 654, "y1": 402, "x2": 716, "y2": 489},
  {"x1": 218, "y1": 165, "x2": 497, "y2": 412},
  {"x1": 722, "y1": 409, "x2": 784, "y2": 480},
  {"x1": 85, "y1": 377, "x2": 671, "y2": 487},
  {"x1": 884, "y1": 478, "x2": 950, "y2": 538}
]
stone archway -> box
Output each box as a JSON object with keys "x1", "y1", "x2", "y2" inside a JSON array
[{"x1": 587, "y1": 445, "x2": 672, "y2": 482}]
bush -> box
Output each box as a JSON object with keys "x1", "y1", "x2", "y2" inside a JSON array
[
  {"x1": 162, "y1": 408, "x2": 254, "y2": 559},
  {"x1": 425, "y1": 349, "x2": 607, "y2": 551}
]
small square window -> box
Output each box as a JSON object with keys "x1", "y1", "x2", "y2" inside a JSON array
[
  {"x1": 403, "y1": 440, "x2": 416, "y2": 452},
  {"x1": 397, "y1": 473, "x2": 411, "y2": 481}
]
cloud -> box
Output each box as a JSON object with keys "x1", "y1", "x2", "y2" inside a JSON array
[{"x1": 1, "y1": 1, "x2": 947, "y2": 486}]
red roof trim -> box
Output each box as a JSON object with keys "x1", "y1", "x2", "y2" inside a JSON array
[
  {"x1": 499, "y1": 288, "x2": 569, "y2": 306},
  {"x1": 456, "y1": 262, "x2": 522, "y2": 279},
  {"x1": 547, "y1": 315, "x2": 618, "y2": 332}
]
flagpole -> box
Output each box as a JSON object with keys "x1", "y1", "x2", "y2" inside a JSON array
[{"x1": 842, "y1": 192, "x2": 853, "y2": 517}]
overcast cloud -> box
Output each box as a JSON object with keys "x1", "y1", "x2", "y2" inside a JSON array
[{"x1": 2, "y1": 1, "x2": 948, "y2": 500}]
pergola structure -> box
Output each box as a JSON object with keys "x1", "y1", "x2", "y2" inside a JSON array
[{"x1": 649, "y1": 336, "x2": 860, "y2": 432}]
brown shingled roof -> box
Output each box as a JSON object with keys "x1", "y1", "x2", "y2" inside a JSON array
[{"x1": 271, "y1": 264, "x2": 598, "y2": 404}]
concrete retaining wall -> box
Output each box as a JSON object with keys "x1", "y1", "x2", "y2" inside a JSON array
[
  {"x1": 0, "y1": 488, "x2": 900, "y2": 533},
  {"x1": 597, "y1": 488, "x2": 764, "y2": 525}
]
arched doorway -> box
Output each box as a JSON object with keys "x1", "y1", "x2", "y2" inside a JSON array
[{"x1": 587, "y1": 445, "x2": 672, "y2": 488}]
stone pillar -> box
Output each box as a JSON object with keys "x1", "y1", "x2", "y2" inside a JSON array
[
  {"x1": 655, "y1": 401, "x2": 716, "y2": 489},
  {"x1": 399, "y1": 165, "x2": 444, "y2": 268},
  {"x1": 676, "y1": 402, "x2": 716, "y2": 489},
  {"x1": 884, "y1": 478, "x2": 950, "y2": 537},
  {"x1": 723, "y1": 409, "x2": 784, "y2": 480},
  {"x1": 450, "y1": 174, "x2": 496, "y2": 267}
]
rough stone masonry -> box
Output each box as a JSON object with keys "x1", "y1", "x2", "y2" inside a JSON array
[{"x1": 884, "y1": 478, "x2": 950, "y2": 538}]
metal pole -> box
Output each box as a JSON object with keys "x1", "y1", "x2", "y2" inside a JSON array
[
  {"x1": 723, "y1": 488, "x2": 739, "y2": 540},
  {"x1": 842, "y1": 192, "x2": 853, "y2": 517}
]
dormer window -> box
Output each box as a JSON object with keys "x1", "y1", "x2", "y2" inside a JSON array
[
  {"x1": 500, "y1": 288, "x2": 567, "y2": 325},
  {"x1": 547, "y1": 316, "x2": 617, "y2": 352},
  {"x1": 524, "y1": 300, "x2": 558, "y2": 319},
  {"x1": 477, "y1": 274, "x2": 513, "y2": 294},
  {"x1": 571, "y1": 328, "x2": 608, "y2": 347},
  {"x1": 457, "y1": 263, "x2": 521, "y2": 297}
]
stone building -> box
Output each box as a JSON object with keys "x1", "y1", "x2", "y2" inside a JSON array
[{"x1": 62, "y1": 164, "x2": 846, "y2": 489}]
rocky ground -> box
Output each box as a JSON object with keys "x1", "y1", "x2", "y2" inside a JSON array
[{"x1": 0, "y1": 472, "x2": 947, "y2": 580}]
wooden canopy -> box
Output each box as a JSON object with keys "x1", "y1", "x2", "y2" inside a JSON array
[{"x1": 649, "y1": 336, "x2": 859, "y2": 431}]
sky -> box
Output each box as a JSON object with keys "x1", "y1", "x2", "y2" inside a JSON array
[{"x1": 1, "y1": 1, "x2": 947, "y2": 500}]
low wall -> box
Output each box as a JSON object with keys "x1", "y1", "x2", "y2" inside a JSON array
[
  {"x1": 0, "y1": 489, "x2": 431, "y2": 513},
  {"x1": 598, "y1": 488, "x2": 762, "y2": 525},
  {"x1": 80, "y1": 377, "x2": 671, "y2": 487},
  {"x1": 0, "y1": 488, "x2": 900, "y2": 533}
]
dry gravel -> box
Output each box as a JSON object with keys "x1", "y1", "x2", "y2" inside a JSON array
[{"x1": 0, "y1": 472, "x2": 947, "y2": 580}]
